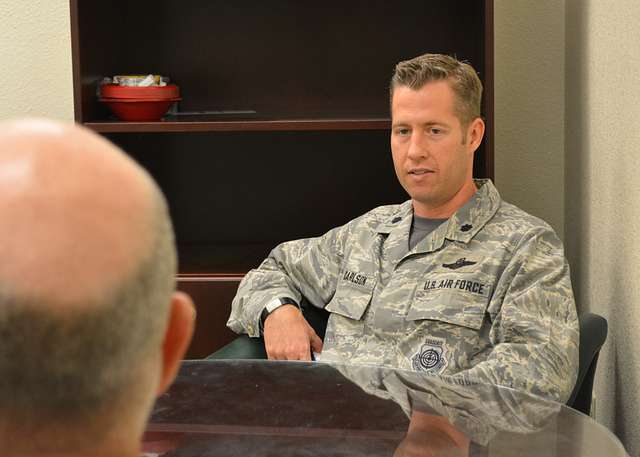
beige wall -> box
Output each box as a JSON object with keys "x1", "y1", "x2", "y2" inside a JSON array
[
  {"x1": 497, "y1": 1, "x2": 639, "y2": 454},
  {"x1": 494, "y1": 1, "x2": 566, "y2": 237},
  {"x1": 497, "y1": 0, "x2": 640, "y2": 454},
  {"x1": 495, "y1": 0, "x2": 640, "y2": 456},
  {"x1": 566, "y1": 0, "x2": 640, "y2": 455},
  {"x1": 0, "y1": 0, "x2": 73, "y2": 121}
]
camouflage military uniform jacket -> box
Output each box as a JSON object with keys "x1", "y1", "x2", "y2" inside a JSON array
[{"x1": 228, "y1": 180, "x2": 579, "y2": 402}]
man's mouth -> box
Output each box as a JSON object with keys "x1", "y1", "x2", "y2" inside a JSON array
[{"x1": 408, "y1": 168, "x2": 434, "y2": 175}]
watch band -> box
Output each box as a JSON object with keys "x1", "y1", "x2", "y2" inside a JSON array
[
  {"x1": 260, "y1": 297, "x2": 299, "y2": 333},
  {"x1": 266, "y1": 297, "x2": 297, "y2": 313}
]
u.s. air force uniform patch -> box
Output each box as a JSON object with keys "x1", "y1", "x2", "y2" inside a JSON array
[{"x1": 411, "y1": 338, "x2": 448, "y2": 374}]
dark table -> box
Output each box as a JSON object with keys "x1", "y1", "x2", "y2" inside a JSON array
[{"x1": 143, "y1": 360, "x2": 629, "y2": 457}]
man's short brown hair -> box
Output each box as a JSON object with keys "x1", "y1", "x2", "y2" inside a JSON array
[{"x1": 390, "y1": 53, "x2": 483, "y2": 128}]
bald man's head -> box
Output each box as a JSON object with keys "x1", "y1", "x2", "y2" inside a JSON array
[
  {"x1": 0, "y1": 119, "x2": 180, "y2": 452},
  {"x1": 0, "y1": 119, "x2": 161, "y2": 303}
]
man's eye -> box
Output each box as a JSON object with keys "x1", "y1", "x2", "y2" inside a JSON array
[
  {"x1": 429, "y1": 128, "x2": 443, "y2": 135},
  {"x1": 396, "y1": 128, "x2": 410, "y2": 136}
]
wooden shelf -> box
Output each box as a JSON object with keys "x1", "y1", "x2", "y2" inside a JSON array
[
  {"x1": 84, "y1": 117, "x2": 391, "y2": 133},
  {"x1": 71, "y1": 0, "x2": 494, "y2": 356}
]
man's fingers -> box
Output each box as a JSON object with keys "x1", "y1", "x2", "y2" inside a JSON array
[
  {"x1": 296, "y1": 347, "x2": 312, "y2": 361},
  {"x1": 267, "y1": 341, "x2": 312, "y2": 361},
  {"x1": 309, "y1": 330, "x2": 323, "y2": 354},
  {"x1": 263, "y1": 308, "x2": 324, "y2": 361},
  {"x1": 265, "y1": 344, "x2": 280, "y2": 360}
]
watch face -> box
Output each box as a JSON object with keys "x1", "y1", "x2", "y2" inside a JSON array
[
  {"x1": 266, "y1": 298, "x2": 284, "y2": 313},
  {"x1": 266, "y1": 297, "x2": 298, "y2": 314}
]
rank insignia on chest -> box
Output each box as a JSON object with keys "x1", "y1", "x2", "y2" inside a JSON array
[{"x1": 411, "y1": 338, "x2": 448, "y2": 374}]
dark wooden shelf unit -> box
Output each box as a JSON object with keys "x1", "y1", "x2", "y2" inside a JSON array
[
  {"x1": 71, "y1": 0, "x2": 494, "y2": 357},
  {"x1": 84, "y1": 117, "x2": 391, "y2": 133}
]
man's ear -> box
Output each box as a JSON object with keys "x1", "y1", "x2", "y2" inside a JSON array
[
  {"x1": 466, "y1": 117, "x2": 485, "y2": 153},
  {"x1": 156, "y1": 291, "x2": 195, "y2": 395}
]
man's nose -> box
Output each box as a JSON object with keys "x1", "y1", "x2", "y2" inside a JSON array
[{"x1": 407, "y1": 131, "x2": 428, "y2": 160}]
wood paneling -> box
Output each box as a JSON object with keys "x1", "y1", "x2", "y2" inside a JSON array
[{"x1": 178, "y1": 276, "x2": 242, "y2": 358}]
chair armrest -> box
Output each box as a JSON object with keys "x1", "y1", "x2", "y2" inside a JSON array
[
  {"x1": 207, "y1": 335, "x2": 267, "y2": 360},
  {"x1": 208, "y1": 297, "x2": 330, "y2": 360}
]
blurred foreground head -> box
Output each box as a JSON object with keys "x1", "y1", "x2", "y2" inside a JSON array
[{"x1": 0, "y1": 118, "x2": 194, "y2": 457}]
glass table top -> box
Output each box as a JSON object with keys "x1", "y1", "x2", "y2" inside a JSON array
[{"x1": 143, "y1": 360, "x2": 628, "y2": 457}]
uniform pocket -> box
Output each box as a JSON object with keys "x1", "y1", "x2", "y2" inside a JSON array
[
  {"x1": 407, "y1": 288, "x2": 488, "y2": 330},
  {"x1": 325, "y1": 280, "x2": 376, "y2": 321},
  {"x1": 324, "y1": 272, "x2": 377, "y2": 339}
]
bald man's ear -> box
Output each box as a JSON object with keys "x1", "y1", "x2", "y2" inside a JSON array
[{"x1": 157, "y1": 291, "x2": 195, "y2": 395}]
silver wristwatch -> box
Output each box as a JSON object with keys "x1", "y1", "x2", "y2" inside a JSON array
[
  {"x1": 260, "y1": 297, "x2": 299, "y2": 331},
  {"x1": 265, "y1": 296, "x2": 298, "y2": 314}
]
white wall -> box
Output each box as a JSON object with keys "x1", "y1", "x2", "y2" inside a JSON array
[
  {"x1": 0, "y1": 0, "x2": 73, "y2": 121},
  {"x1": 494, "y1": 0, "x2": 566, "y2": 237},
  {"x1": 566, "y1": 1, "x2": 640, "y2": 455}
]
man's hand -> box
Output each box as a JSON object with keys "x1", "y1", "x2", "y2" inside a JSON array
[{"x1": 263, "y1": 305, "x2": 323, "y2": 360}]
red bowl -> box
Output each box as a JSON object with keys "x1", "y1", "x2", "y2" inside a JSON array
[
  {"x1": 100, "y1": 97, "x2": 181, "y2": 121},
  {"x1": 100, "y1": 84, "x2": 180, "y2": 100}
]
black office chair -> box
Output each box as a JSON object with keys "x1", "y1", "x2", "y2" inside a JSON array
[{"x1": 566, "y1": 312, "x2": 608, "y2": 415}]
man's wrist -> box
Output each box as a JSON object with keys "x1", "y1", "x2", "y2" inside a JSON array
[
  {"x1": 260, "y1": 297, "x2": 299, "y2": 332},
  {"x1": 266, "y1": 297, "x2": 298, "y2": 313}
]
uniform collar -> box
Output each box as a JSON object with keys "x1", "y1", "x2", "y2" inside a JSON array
[
  {"x1": 375, "y1": 179, "x2": 501, "y2": 250},
  {"x1": 375, "y1": 200, "x2": 414, "y2": 234},
  {"x1": 444, "y1": 179, "x2": 501, "y2": 244}
]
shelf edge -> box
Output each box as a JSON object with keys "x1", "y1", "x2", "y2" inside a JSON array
[{"x1": 84, "y1": 118, "x2": 391, "y2": 133}]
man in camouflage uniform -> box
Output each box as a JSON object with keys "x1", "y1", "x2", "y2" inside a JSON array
[{"x1": 227, "y1": 53, "x2": 579, "y2": 402}]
